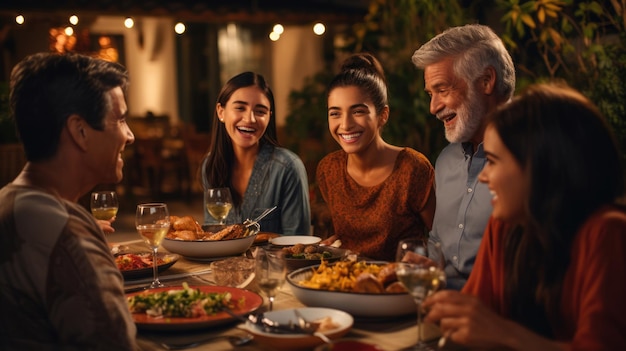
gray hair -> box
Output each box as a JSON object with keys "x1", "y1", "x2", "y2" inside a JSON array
[{"x1": 412, "y1": 24, "x2": 515, "y2": 101}]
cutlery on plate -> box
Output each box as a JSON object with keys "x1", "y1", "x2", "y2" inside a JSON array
[
  {"x1": 293, "y1": 309, "x2": 332, "y2": 344},
  {"x1": 244, "y1": 206, "x2": 277, "y2": 227}
]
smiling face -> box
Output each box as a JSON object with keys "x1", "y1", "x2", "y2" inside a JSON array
[
  {"x1": 327, "y1": 85, "x2": 386, "y2": 155},
  {"x1": 217, "y1": 86, "x2": 271, "y2": 150},
  {"x1": 424, "y1": 58, "x2": 486, "y2": 144},
  {"x1": 88, "y1": 86, "x2": 134, "y2": 184},
  {"x1": 478, "y1": 125, "x2": 527, "y2": 224}
]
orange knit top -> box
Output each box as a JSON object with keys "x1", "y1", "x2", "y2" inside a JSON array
[{"x1": 316, "y1": 148, "x2": 435, "y2": 261}]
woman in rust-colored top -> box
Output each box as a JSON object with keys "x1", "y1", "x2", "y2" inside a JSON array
[{"x1": 317, "y1": 53, "x2": 436, "y2": 261}]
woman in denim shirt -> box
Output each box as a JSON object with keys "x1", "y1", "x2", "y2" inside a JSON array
[{"x1": 201, "y1": 72, "x2": 311, "y2": 235}]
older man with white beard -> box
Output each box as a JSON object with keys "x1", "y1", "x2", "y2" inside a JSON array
[{"x1": 410, "y1": 24, "x2": 516, "y2": 290}]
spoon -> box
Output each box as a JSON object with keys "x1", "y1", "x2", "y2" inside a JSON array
[{"x1": 159, "y1": 334, "x2": 253, "y2": 350}]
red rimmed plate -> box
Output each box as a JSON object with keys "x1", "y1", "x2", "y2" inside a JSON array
[
  {"x1": 116, "y1": 252, "x2": 180, "y2": 280},
  {"x1": 127, "y1": 285, "x2": 263, "y2": 331}
]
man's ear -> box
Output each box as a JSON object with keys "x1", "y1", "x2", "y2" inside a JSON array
[
  {"x1": 482, "y1": 66, "x2": 497, "y2": 95},
  {"x1": 66, "y1": 114, "x2": 88, "y2": 151}
]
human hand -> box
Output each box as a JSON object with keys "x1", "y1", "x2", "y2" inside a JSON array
[
  {"x1": 423, "y1": 290, "x2": 513, "y2": 349},
  {"x1": 320, "y1": 234, "x2": 338, "y2": 246},
  {"x1": 400, "y1": 250, "x2": 436, "y2": 266},
  {"x1": 97, "y1": 218, "x2": 116, "y2": 234}
]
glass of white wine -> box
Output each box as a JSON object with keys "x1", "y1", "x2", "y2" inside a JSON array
[
  {"x1": 90, "y1": 191, "x2": 119, "y2": 220},
  {"x1": 205, "y1": 188, "x2": 233, "y2": 225},
  {"x1": 136, "y1": 203, "x2": 170, "y2": 289},
  {"x1": 395, "y1": 238, "x2": 446, "y2": 351},
  {"x1": 255, "y1": 248, "x2": 286, "y2": 311}
]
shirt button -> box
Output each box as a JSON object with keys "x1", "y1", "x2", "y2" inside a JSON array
[
  {"x1": 458, "y1": 224, "x2": 464, "y2": 229},
  {"x1": 467, "y1": 188, "x2": 473, "y2": 193}
]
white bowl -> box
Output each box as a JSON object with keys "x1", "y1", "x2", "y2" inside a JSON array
[
  {"x1": 239, "y1": 307, "x2": 353, "y2": 350},
  {"x1": 287, "y1": 263, "x2": 416, "y2": 318},
  {"x1": 269, "y1": 235, "x2": 322, "y2": 246},
  {"x1": 162, "y1": 223, "x2": 259, "y2": 260}
]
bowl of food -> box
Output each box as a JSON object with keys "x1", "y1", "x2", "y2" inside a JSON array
[
  {"x1": 162, "y1": 216, "x2": 259, "y2": 260},
  {"x1": 210, "y1": 256, "x2": 256, "y2": 288},
  {"x1": 280, "y1": 244, "x2": 352, "y2": 271},
  {"x1": 286, "y1": 260, "x2": 415, "y2": 318},
  {"x1": 239, "y1": 307, "x2": 353, "y2": 350}
]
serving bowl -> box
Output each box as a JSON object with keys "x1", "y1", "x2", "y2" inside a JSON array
[
  {"x1": 238, "y1": 307, "x2": 353, "y2": 350},
  {"x1": 162, "y1": 223, "x2": 259, "y2": 260},
  {"x1": 286, "y1": 263, "x2": 416, "y2": 318}
]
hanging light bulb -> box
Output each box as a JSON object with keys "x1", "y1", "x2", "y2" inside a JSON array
[
  {"x1": 313, "y1": 22, "x2": 325, "y2": 36},
  {"x1": 15, "y1": 15, "x2": 25, "y2": 25},
  {"x1": 174, "y1": 22, "x2": 186, "y2": 34},
  {"x1": 124, "y1": 17, "x2": 134, "y2": 29},
  {"x1": 269, "y1": 31, "x2": 280, "y2": 41},
  {"x1": 272, "y1": 24, "x2": 284, "y2": 35}
]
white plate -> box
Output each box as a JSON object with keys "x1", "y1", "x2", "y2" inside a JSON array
[
  {"x1": 239, "y1": 307, "x2": 353, "y2": 350},
  {"x1": 269, "y1": 235, "x2": 322, "y2": 246}
]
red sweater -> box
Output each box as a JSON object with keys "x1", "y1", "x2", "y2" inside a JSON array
[{"x1": 463, "y1": 206, "x2": 626, "y2": 349}]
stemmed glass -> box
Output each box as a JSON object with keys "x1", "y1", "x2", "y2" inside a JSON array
[
  {"x1": 255, "y1": 248, "x2": 286, "y2": 311},
  {"x1": 90, "y1": 191, "x2": 119, "y2": 220},
  {"x1": 395, "y1": 238, "x2": 446, "y2": 351},
  {"x1": 136, "y1": 203, "x2": 170, "y2": 289},
  {"x1": 205, "y1": 188, "x2": 233, "y2": 225}
]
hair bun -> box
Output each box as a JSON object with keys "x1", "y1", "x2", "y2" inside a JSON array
[{"x1": 340, "y1": 53, "x2": 385, "y2": 82}]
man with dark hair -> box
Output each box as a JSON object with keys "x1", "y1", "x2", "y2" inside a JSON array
[{"x1": 0, "y1": 52, "x2": 138, "y2": 349}]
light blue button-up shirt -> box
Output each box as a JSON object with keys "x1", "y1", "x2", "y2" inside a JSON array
[
  {"x1": 201, "y1": 143, "x2": 311, "y2": 235},
  {"x1": 429, "y1": 142, "x2": 492, "y2": 290}
]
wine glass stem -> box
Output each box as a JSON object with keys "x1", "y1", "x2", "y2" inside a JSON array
[
  {"x1": 151, "y1": 247, "x2": 161, "y2": 288},
  {"x1": 416, "y1": 302, "x2": 424, "y2": 344},
  {"x1": 268, "y1": 296, "x2": 274, "y2": 311}
]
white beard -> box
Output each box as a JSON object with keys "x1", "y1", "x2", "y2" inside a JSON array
[{"x1": 444, "y1": 88, "x2": 486, "y2": 143}]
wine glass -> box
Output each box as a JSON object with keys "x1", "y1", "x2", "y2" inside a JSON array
[
  {"x1": 255, "y1": 248, "x2": 286, "y2": 311},
  {"x1": 205, "y1": 188, "x2": 233, "y2": 225},
  {"x1": 395, "y1": 238, "x2": 446, "y2": 351},
  {"x1": 90, "y1": 191, "x2": 119, "y2": 220},
  {"x1": 136, "y1": 203, "x2": 170, "y2": 289}
]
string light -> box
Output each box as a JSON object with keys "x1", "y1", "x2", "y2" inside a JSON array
[
  {"x1": 269, "y1": 31, "x2": 280, "y2": 41},
  {"x1": 15, "y1": 15, "x2": 25, "y2": 25},
  {"x1": 272, "y1": 24, "x2": 284, "y2": 35},
  {"x1": 124, "y1": 17, "x2": 134, "y2": 29},
  {"x1": 69, "y1": 15, "x2": 79, "y2": 25},
  {"x1": 313, "y1": 22, "x2": 325, "y2": 35},
  {"x1": 174, "y1": 22, "x2": 186, "y2": 34},
  {"x1": 64, "y1": 26, "x2": 74, "y2": 36}
]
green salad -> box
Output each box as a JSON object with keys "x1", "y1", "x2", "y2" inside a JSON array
[{"x1": 127, "y1": 282, "x2": 238, "y2": 318}]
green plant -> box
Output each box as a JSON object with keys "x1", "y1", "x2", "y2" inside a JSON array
[{"x1": 497, "y1": 0, "x2": 626, "y2": 164}]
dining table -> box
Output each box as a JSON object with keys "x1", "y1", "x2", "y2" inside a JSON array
[{"x1": 115, "y1": 239, "x2": 448, "y2": 351}]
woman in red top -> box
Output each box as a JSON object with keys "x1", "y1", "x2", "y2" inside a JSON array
[
  {"x1": 423, "y1": 83, "x2": 626, "y2": 350},
  {"x1": 316, "y1": 53, "x2": 436, "y2": 261}
]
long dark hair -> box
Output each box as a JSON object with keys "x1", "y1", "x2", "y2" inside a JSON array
[
  {"x1": 203, "y1": 71, "x2": 279, "y2": 205},
  {"x1": 489, "y1": 83, "x2": 624, "y2": 336}
]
